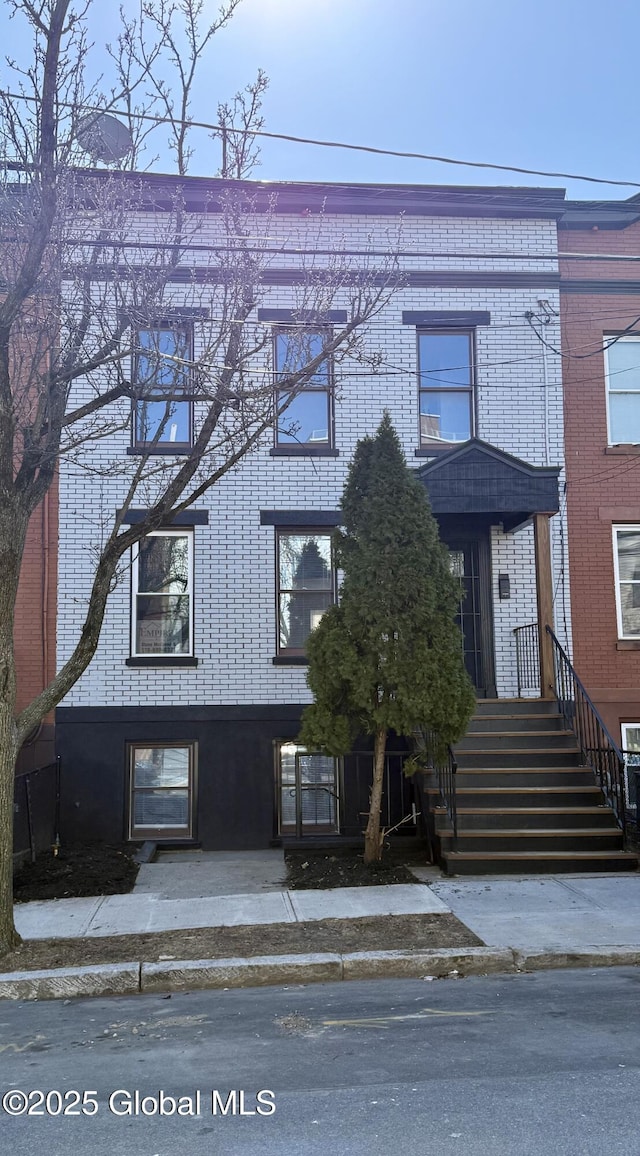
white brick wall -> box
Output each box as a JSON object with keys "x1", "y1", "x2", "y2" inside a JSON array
[{"x1": 56, "y1": 199, "x2": 569, "y2": 707}]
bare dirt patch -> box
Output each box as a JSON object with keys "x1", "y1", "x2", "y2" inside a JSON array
[
  {"x1": 0, "y1": 913, "x2": 482, "y2": 974},
  {"x1": 14, "y1": 843, "x2": 139, "y2": 903},
  {"x1": 285, "y1": 848, "x2": 420, "y2": 889}
]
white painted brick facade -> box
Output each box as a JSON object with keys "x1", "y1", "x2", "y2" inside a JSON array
[{"x1": 57, "y1": 193, "x2": 569, "y2": 707}]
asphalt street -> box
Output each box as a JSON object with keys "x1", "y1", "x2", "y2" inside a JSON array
[{"x1": 0, "y1": 968, "x2": 639, "y2": 1155}]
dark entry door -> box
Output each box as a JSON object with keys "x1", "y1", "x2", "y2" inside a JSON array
[{"x1": 445, "y1": 534, "x2": 496, "y2": 697}]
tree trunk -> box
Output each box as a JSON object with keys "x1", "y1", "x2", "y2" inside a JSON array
[{"x1": 364, "y1": 727, "x2": 387, "y2": 864}]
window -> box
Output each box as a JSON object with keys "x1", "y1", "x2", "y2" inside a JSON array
[
  {"x1": 277, "y1": 531, "x2": 335, "y2": 654},
  {"x1": 133, "y1": 326, "x2": 192, "y2": 449},
  {"x1": 274, "y1": 329, "x2": 332, "y2": 448},
  {"x1": 277, "y1": 742, "x2": 340, "y2": 835},
  {"x1": 132, "y1": 530, "x2": 193, "y2": 656},
  {"x1": 418, "y1": 330, "x2": 474, "y2": 447},
  {"x1": 605, "y1": 336, "x2": 640, "y2": 445},
  {"x1": 128, "y1": 743, "x2": 195, "y2": 838},
  {"x1": 621, "y1": 724, "x2": 640, "y2": 809},
  {"x1": 613, "y1": 526, "x2": 640, "y2": 639}
]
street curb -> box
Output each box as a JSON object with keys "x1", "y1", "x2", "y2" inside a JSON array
[
  {"x1": 0, "y1": 962, "x2": 140, "y2": 1001},
  {"x1": 141, "y1": 952, "x2": 343, "y2": 991},
  {"x1": 2, "y1": 946, "x2": 640, "y2": 1000},
  {"x1": 513, "y1": 947, "x2": 640, "y2": 972}
]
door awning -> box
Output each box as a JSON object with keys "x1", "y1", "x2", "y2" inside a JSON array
[{"x1": 417, "y1": 438, "x2": 560, "y2": 530}]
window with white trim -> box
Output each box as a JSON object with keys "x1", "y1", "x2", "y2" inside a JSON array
[
  {"x1": 128, "y1": 742, "x2": 195, "y2": 838},
  {"x1": 418, "y1": 330, "x2": 474, "y2": 447},
  {"x1": 276, "y1": 531, "x2": 335, "y2": 654},
  {"x1": 133, "y1": 326, "x2": 192, "y2": 449},
  {"x1": 132, "y1": 530, "x2": 193, "y2": 656},
  {"x1": 274, "y1": 329, "x2": 333, "y2": 447},
  {"x1": 605, "y1": 336, "x2": 640, "y2": 445},
  {"x1": 621, "y1": 723, "x2": 640, "y2": 809}
]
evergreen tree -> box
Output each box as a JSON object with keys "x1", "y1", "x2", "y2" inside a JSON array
[{"x1": 299, "y1": 413, "x2": 475, "y2": 863}]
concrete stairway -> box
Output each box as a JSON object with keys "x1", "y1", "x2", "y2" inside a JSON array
[{"x1": 427, "y1": 699, "x2": 638, "y2": 875}]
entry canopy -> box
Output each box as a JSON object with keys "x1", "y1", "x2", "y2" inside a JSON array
[{"x1": 417, "y1": 438, "x2": 560, "y2": 531}]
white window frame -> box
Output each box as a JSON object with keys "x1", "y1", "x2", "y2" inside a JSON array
[
  {"x1": 604, "y1": 335, "x2": 640, "y2": 446},
  {"x1": 131, "y1": 529, "x2": 194, "y2": 657},
  {"x1": 621, "y1": 723, "x2": 640, "y2": 810}
]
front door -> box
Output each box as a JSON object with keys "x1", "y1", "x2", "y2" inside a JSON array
[
  {"x1": 444, "y1": 530, "x2": 496, "y2": 697},
  {"x1": 278, "y1": 742, "x2": 340, "y2": 836}
]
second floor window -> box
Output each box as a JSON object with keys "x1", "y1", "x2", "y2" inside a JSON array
[
  {"x1": 274, "y1": 329, "x2": 332, "y2": 448},
  {"x1": 418, "y1": 330, "x2": 474, "y2": 447},
  {"x1": 133, "y1": 326, "x2": 192, "y2": 449},
  {"x1": 277, "y1": 531, "x2": 335, "y2": 654},
  {"x1": 132, "y1": 530, "x2": 193, "y2": 656},
  {"x1": 605, "y1": 336, "x2": 640, "y2": 445}
]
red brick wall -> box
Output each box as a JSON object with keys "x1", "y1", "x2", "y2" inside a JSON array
[
  {"x1": 13, "y1": 477, "x2": 58, "y2": 769},
  {"x1": 559, "y1": 223, "x2": 640, "y2": 738}
]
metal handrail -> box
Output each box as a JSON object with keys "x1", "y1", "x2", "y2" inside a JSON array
[
  {"x1": 513, "y1": 622, "x2": 540, "y2": 696},
  {"x1": 419, "y1": 729, "x2": 458, "y2": 843},
  {"x1": 546, "y1": 627, "x2": 627, "y2": 831}
]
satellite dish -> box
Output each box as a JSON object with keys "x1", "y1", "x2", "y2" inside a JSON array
[{"x1": 76, "y1": 112, "x2": 133, "y2": 164}]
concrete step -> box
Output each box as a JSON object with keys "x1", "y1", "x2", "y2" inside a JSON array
[
  {"x1": 425, "y1": 784, "x2": 605, "y2": 809},
  {"x1": 456, "y1": 731, "x2": 578, "y2": 751},
  {"x1": 436, "y1": 828, "x2": 625, "y2": 853},
  {"x1": 473, "y1": 699, "x2": 559, "y2": 717},
  {"x1": 450, "y1": 768, "x2": 597, "y2": 788},
  {"x1": 442, "y1": 850, "x2": 639, "y2": 875},
  {"x1": 455, "y1": 749, "x2": 583, "y2": 769},
  {"x1": 433, "y1": 806, "x2": 619, "y2": 830},
  {"x1": 465, "y1": 714, "x2": 566, "y2": 733}
]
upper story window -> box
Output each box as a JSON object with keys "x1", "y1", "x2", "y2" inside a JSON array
[
  {"x1": 274, "y1": 329, "x2": 333, "y2": 449},
  {"x1": 613, "y1": 525, "x2": 640, "y2": 639},
  {"x1": 418, "y1": 330, "x2": 474, "y2": 447},
  {"x1": 605, "y1": 336, "x2": 640, "y2": 445},
  {"x1": 131, "y1": 530, "x2": 193, "y2": 656},
  {"x1": 133, "y1": 326, "x2": 192, "y2": 450},
  {"x1": 277, "y1": 531, "x2": 335, "y2": 654}
]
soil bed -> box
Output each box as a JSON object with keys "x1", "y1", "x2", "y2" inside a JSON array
[
  {"x1": 286, "y1": 849, "x2": 420, "y2": 889},
  {"x1": 14, "y1": 843, "x2": 139, "y2": 903},
  {"x1": 0, "y1": 913, "x2": 482, "y2": 974}
]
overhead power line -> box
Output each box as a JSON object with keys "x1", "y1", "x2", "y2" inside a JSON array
[{"x1": 3, "y1": 89, "x2": 640, "y2": 191}]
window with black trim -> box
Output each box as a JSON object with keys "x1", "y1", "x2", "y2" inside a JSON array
[
  {"x1": 128, "y1": 742, "x2": 195, "y2": 839},
  {"x1": 274, "y1": 329, "x2": 333, "y2": 448},
  {"x1": 605, "y1": 336, "x2": 640, "y2": 445},
  {"x1": 277, "y1": 530, "x2": 335, "y2": 654},
  {"x1": 133, "y1": 326, "x2": 192, "y2": 449},
  {"x1": 418, "y1": 330, "x2": 474, "y2": 447},
  {"x1": 276, "y1": 741, "x2": 340, "y2": 834},
  {"x1": 131, "y1": 530, "x2": 193, "y2": 656}
]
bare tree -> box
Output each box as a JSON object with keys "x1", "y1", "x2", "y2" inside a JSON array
[{"x1": 0, "y1": 0, "x2": 400, "y2": 950}]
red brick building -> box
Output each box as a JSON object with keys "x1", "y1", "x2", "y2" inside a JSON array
[
  {"x1": 14, "y1": 482, "x2": 58, "y2": 772},
  {"x1": 559, "y1": 196, "x2": 640, "y2": 771}
]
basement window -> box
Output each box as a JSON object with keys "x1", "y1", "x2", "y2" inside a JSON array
[{"x1": 128, "y1": 742, "x2": 195, "y2": 839}]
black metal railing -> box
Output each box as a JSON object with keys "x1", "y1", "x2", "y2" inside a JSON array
[
  {"x1": 513, "y1": 622, "x2": 540, "y2": 696},
  {"x1": 547, "y1": 627, "x2": 627, "y2": 831},
  {"x1": 13, "y1": 757, "x2": 61, "y2": 862},
  {"x1": 414, "y1": 729, "x2": 458, "y2": 852}
]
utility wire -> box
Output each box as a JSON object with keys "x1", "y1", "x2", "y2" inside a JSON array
[{"x1": 3, "y1": 88, "x2": 640, "y2": 191}]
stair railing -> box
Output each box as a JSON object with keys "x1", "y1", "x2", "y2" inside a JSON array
[
  {"x1": 513, "y1": 622, "x2": 540, "y2": 696},
  {"x1": 546, "y1": 626, "x2": 627, "y2": 832},
  {"x1": 419, "y1": 728, "x2": 458, "y2": 844}
]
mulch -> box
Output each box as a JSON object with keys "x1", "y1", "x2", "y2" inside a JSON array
[
  {"x1": 14, "y1": 843, "x2": 139, "y2": 903},
  {"x1": 285, "y1": 848, "x2": 421, "y2": 889}
]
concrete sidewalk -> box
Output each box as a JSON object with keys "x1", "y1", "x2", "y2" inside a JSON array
[{"x1": 13, "y1": 867, "x2": 640, "y2": 951}]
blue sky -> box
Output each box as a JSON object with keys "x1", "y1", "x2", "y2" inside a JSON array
[{"x1": 4, "y1": 0, "x2": 640, "y2": 198}]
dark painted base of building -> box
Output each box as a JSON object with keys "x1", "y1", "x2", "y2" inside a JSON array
[{"x1": 55, "y1": 705, "x2": 416, "y2": 850}]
